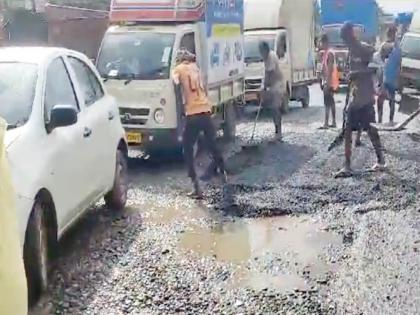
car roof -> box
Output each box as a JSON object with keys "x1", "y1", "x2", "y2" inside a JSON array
[{"x1": 0, "y1": 47, "x2": 80, "y2": 64}]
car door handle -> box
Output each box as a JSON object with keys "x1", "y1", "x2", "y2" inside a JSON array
[
  {"x1": 83, "y1": 127, "x2": 92, "y2": 138},
  {"x1": 108, "y1": 111, "x2": 115, "y2": 121}
]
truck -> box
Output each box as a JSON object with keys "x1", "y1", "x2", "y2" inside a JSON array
[
  {"x1": 319, "y1": 0, "x2": 379, "y2": 83},
  {"x1": 96, "y1": 0, "x2": 244, "y2": 156},
  {"x1": 243, "y1": 0, "x2": 317, "y2": 112},
  {"x1": 400, "y1": 11, "x2": 420, "y2": 91}
]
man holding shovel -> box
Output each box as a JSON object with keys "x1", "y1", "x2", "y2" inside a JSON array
[
  {"x1": 172, "y1": 49, "x2": 227, "y2": 198},
  {"x1": 259, "y1": 41, "x2": 284, "y2": 142},
  {"x1": 335, "y1": 22, "x2": 386, "y2": 177}
]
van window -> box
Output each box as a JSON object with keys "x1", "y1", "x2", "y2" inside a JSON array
[
  {"x1": 97, "y1": 32, "x2": 176, "y2": 80},
  {"x1": 401, "y1": 35, "x2": 420, "y2": 60},
  {"x1": 244, "y1": 35, "x2": 275, "y2": 63},
  {"x1": 180, "y1": 33, "x2": 196, "y2": 55}
]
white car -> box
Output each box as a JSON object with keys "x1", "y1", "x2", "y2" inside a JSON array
[{"x1": 0, "y1": 47, "x2": 128, "y2": 304}]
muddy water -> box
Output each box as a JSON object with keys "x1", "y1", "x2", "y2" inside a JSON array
[{"x1": 179, "y1": 216, "x2": 342, "y2": 292}]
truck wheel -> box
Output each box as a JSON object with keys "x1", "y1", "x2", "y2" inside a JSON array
[
  {"x1": 223, "y1": 102, "x2": 237, "y2": 141},
  {"x1": 105, "y1": 150, "x2": 128, "y2": 211},
  {"x1": 24, "y1": 200, "x2": 50, "y2": 305},
  {"x1": 301, "y1": 86, "x2": 310, "y2": 108}
]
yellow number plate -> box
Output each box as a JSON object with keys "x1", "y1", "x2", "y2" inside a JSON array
[{"x1": 126, "y1": 132, "x2": 142, "y2": 144}]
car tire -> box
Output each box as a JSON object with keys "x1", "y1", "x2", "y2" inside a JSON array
[
  {"x1": 105, "y1": 150, "x2": 128, "y2": 211},
  {"x1": 24, "y1": 200, "x2": 50, "y2": 306},
  {"x1": 223, "y1": 102, "x2": 237, "y2": 141}
]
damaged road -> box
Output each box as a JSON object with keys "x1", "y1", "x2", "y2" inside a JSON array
[{"x1": 32, "y1": 86, "x2": 419, "y2": 315}]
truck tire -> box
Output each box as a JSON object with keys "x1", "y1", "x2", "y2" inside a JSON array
[
  {"x1": 301, "y1": 86, "x2": 310, "y2": 108},
  {"x1": 24, "y1": 200, "x2": 50, "y2": 305},
  {"x1": 223, "y1": 102, "x2": 237, "y2": 141},
  {"x1": 105, "y1": 150, "x2": 128, "y2": 211}
]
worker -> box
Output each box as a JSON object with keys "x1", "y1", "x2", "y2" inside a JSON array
[
  {"x1": 377, "y1": 26, "x2": 401, "y2": 124},
  {"x1": 0, "y1": 118, "x2": 28, "y2": 315},
  {"x1": 335, "y1": 22, "x2": 386, "y2": 177},
  {"x1": 172, "y1": 49, "x2": 227, "y2": 198},
  {"x1": 320, "y1": 34, "x2": 338, "y2": 129},
  {"x1": 259, "y1": 41, "x2": 283, "y2": 141}
]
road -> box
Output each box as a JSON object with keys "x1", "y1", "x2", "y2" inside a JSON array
[{"x1": 32, "y1": 85, "x2": 419, "y2": 315}]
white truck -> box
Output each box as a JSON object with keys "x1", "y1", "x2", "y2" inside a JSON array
[
  {"x1": 243, "y1": 0, "x2": 317, "y2": 111},
  {"x1": 400, "y1": 11, "x2": 420, "y2": 91},
  {"x1": 97, "y1": 0, "x2": 245, "y2": 156}
]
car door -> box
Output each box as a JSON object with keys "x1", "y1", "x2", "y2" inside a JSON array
[
  {"x1": 66, "y1": 55, "x2": 116, "y2": 195},
  {"x1": 42, "y1": 56, "x2": 90, "y2": 228}
]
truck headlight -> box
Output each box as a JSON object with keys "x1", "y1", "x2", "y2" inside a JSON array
[{"x1": 154, "y1": 109, "x2": 165, "y2": 124}]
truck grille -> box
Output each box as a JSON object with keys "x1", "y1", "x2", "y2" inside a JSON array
[
  {"x1": 245, "y1": 78, "x2": 262, "y2": 90},
  {"x1": 119, "y1": 107, "x2": 150, "y2": 125}
]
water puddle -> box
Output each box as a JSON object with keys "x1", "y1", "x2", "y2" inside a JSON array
[{"x1": 179, "y1": 216, "x2": 342, "y2": 292}]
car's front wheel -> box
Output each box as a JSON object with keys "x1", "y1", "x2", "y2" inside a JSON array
[
  {"x1": 105, "y1": 150, "x2": 128, "y2": 211},
  {"x1": 24, "y1": 200, "x2": 49, "y2": 305}
]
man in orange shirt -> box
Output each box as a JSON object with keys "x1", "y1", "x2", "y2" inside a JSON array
[{"x1": 172, "y1": 49, "x2": 227, "y2": 198}]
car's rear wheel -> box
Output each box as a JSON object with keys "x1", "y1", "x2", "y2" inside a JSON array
[
  {"x1": 105, "y1": 150, "x2": 128, "y2": 211},
  {"x1": 24, "y1": 200, "x2": 49, "y2": 305}
]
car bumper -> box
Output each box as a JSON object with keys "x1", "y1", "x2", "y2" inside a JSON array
[{"x1": 124, "y1": 128, "x2": 182, "y2": 156}]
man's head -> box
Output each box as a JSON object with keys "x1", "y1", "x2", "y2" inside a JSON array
[
  {"x1": 258, "y1": 41, "x2": 270, "y2": 59},
  {"x1": 340, "y1": 22, "x2": 355, "y2": 45},
  {"x1": 320, "y1": 34, "x2": 329, "y2": 50},
  {"x1": 175, "y1": 48, "x2": 196, "y2": 65}
]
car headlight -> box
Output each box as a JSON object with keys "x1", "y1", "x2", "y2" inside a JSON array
[{"x1": 154, "y1": 109, "x2": 165, "y2": 124}]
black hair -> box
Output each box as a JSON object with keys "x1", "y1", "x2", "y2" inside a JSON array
[{"x1": 321, "y1": 34, "x2": 329, "y2": 44}]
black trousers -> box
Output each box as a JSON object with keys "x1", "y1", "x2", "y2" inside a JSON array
[{"x1": 183, "y1": 113, "x2": 225, "y2": 180}]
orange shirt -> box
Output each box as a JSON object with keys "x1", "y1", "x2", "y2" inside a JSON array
[{"x1": 172, "y1": 61, "x2": 211, "y2": 116}]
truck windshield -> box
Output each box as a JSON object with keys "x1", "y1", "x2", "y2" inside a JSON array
[
  {"x1": 401, "y1": 35, "x2": 420, "y2": 60},
  {"x1": 244, "y1": 35, "x2": 275, "y2": 63},
  {"x1": 97, "y1": 32, "x2": 176, "y2": 80},
  {"x1": 0, "y1": 62, "x2": 37, "y2": 129},
  {"x1": 322, "y1": 26, "x2": 364, "y2": 47}
]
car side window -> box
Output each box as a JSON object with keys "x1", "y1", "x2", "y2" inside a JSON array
[
  {"x1": 180, "y1": 32, "x2": 196, "y2": 55},
  {"x1": 44, "y1": 57, "x2": 79, "y2": 122},
  {"x1": 68, "y1": 57, "x2": 104, "y2": 107}
]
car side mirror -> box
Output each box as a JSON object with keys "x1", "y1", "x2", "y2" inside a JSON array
[{"x1": 49, "y1": 105, "x2": 78, "y2": 130}]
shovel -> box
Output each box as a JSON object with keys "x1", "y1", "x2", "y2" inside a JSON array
[{"x1": 241, "y1": 97, "x2": 264, "y2": 150}]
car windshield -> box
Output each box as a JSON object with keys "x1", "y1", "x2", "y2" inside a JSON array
[
  {"x1": 97, "y1": 32, "x2": 176, "y2": 80},
  {"x1": 0, "y1": 62, "x2": 38, "y2": 129},
  {"x1": 322, "y1": 25, "x2": 364, "y2": 47},
  {"x1": 244, "y1": 35, "x2": 275, "y2": 63},
  {"x1": 401, "y1": 35, "x2": 420, "y2": 60}
]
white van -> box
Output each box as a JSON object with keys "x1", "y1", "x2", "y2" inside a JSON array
[{"x1": 97, "y1": 0, "x2": 245, "y2": 156}]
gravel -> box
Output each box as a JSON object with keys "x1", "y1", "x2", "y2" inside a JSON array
[{"x1": 32, "y1": 86, "x2": 419, "y2": 315}]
